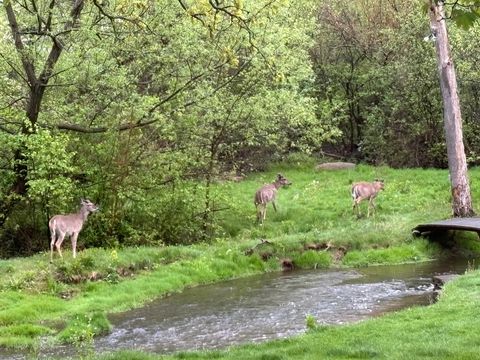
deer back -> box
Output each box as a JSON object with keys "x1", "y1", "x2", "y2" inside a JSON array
[
  {"x1": 255, "y1": 183, "x2": 278, "y2": 205},
  {"x1": 49, "y1": 213, "x2": 85, "y2": 235},
  {"x1": 352, "y1": 180, "x2": 384, "y2": 200},
  {"x1": 254, "y1": 174, "x2": 291, "y2": 205},
  {"x1": 49, "y1": 199, "x2": 99, "y2": 235}
]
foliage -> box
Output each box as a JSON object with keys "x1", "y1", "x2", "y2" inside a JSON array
[
  {"x1": 24, "y1": 130, "x2": 77, "y2": 205},
  {"x1": 305, "y1": 314, "x2": 318, "y2": 332},
  {"x1": 440, "y1": 0, "x2": 480, "y2": 28},
  {"x1": 313, "y1": 0, "x2": 480, "y2": 168},
  {"x1": 0, "y1": 0, "x2": 329, "y2": 253},
  {"x1": 58, "y1": 312, "x2": 111, "y2": 343}
]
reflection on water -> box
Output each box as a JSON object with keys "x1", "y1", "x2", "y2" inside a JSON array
[{"x1": 4, "y1": 257, "x2": 476, "y2": 359}]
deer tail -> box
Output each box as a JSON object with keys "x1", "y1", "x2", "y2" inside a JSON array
[
  {"x1": 351, "y1": 186, "x2": 359, "y2": 200},
  {"x1": 48, "y1": 217, "x2": 57, "y2": 234}
]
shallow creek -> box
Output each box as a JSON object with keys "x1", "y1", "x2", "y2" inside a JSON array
[{"x1": 5, "y1": 257, "x2": 476, "y2": 359}]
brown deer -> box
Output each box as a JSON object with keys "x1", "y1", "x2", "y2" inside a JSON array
[
  {"x1": 49, "y1": 199, "x2": 99, "y2": 261},
  {"x1": 351, "y1": 179, "x2": 385, "y2": 217},
  {"x1": 254, "y1": 173, "x2": 291, "y2": 224}
]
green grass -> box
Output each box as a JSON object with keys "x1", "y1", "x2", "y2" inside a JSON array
[
  {"x1": 218, "y1": 164, "x2": 454, "y2": 245},
  {"x1": 1, "y1": 162, "x2": 479, "y2": 355}
]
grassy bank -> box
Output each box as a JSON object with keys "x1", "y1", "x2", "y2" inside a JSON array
[{"x1": 1, "y1": 162, "x2": 479, "y2": 354}]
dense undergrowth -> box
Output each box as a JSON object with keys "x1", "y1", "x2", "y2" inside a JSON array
[{"x1": 1, "y1": 162, "x2": 479, "y2": 357}]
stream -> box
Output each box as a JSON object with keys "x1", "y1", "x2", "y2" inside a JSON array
[{"x1": 4, "y1": 256, "x2": 476, "y2": 359}]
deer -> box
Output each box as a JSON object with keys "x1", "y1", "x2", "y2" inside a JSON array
[
  {"x1": 351, "y1": 179, "x2": 385, "y2": 218},
  {"x1": 254, "y1": 173, "x2": 292, "y2": 224},
  {"x1": 49, "y1": 199, "x2": 99, "y2": 262}
]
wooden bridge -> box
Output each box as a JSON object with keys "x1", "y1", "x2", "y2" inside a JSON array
[{"x1": 413, "y1": 217, "x2": 480, "y2": 237}]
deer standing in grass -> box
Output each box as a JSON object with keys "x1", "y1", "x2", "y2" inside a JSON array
[
  {"x1": 351, "y1": 179, "x2": 385, "y2": 217},
  {"x1": 254, "y1": 173, "x2": 292, "y2": 224},
  {"x1": 49, "y1": 199, "x2": 99, "y2": 262}
]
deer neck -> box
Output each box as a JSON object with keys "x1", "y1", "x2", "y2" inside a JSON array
[
  {"x1": 273, "y1": 181, "x2": 282, "y2": 189},
  {"x1": 79, "y1": 207, "x2": 90, "y2": 221}
]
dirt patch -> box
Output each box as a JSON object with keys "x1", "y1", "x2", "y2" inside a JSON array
[
  {"x1": 303, "y1": 242, "x2": 348, "y2": 263},
  {"x1": 281, "y1": 258, "x2": 294, "y2": 271}
]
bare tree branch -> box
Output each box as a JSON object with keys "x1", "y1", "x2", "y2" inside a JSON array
[
  {"x1": 0, "y1": 97, "x2": 26, "y2": 112},
  {"x1": 56, "y1": 118, "x2": 158, "y2": 133},
  {"x1": 0, "y1": 52, "x2": 28, "y2": 84},
  {"x1": 91, "y1": 0, "x2": 152, "y2": 34},
  {"x1": 4, "y1": 3, "x2": 38, "y2": 86},
  {"x1": 54, "y1": 52, "x2": 253, "y2": 134}
]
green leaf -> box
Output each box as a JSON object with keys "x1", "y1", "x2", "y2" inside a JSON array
[{"x1": 451, "y1": 8, "x2": 480, "y2": 29}]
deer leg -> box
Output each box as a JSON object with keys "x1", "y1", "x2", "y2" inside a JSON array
[
  {"x1": 366, "y1": 198, "x2": 376, "y2": 217},
  {"x1": 256, "y1": 204, "x2": 267, "y2": 224},
  {"x1": 369, "y1": 199, "x2": 376, "y2": 217},
  {"x1": 258, "y1": 204, "x2": 266, "y2": 224},
  {"x1": 354, "y1": 198, "x2": 363, "y2": 217},
  {"x1": 71, "y1": 232, "x2": 79, "y2": 258},
  {"x1": 50, "y1": 231, "x2": 57, "y2": 262},
  {"x1": 272, "y1": 201, "x2": 277, "y2": 212},
  {"x1": 55, "y1": 233, "x2": 66, "y2": 258}
]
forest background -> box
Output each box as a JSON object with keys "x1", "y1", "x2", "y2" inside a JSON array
[{"x1": 1, "y1": 0, "x2": 480, "y2": 257}]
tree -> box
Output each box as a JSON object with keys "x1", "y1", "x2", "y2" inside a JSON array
[
  {"x1": 428, "y1": 0, "x2": 474, "y2": 217},
  {"x1": 312, "y1": 1, "x2": 445, "y2": 166},
  {"x1": 168, "y1": 0, "x2": 326, "y2": 234},
  {"x1": 0, "y1": 0, "x2": 328, "y2": 252},
  {"x1": 0, "y1": 0, "x2": 87, "y2": 227}
]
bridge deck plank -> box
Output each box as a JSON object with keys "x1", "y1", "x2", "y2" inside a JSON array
[{"x1": 413, "y1": 217, "x2": 480, "y2": 234}]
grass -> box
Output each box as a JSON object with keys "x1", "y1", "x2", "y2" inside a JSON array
[
  {"x1": 218, "y1": 164, "x2": 453, "y2": 244},
  {"x1": 1, "y1": 161, "x2": 480, "y2": 356}
]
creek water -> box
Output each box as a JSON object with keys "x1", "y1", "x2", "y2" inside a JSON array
[{"x1": 4, "y1": 257, "x2": 475, "y2": 359}]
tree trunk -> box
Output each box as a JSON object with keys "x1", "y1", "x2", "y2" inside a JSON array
[
  {"x1": 0, "y1": 1, "x2": 86, "y2": 229},
  {"x1": 429, "y1": 1, "x2": 474, "y2": 217}
]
